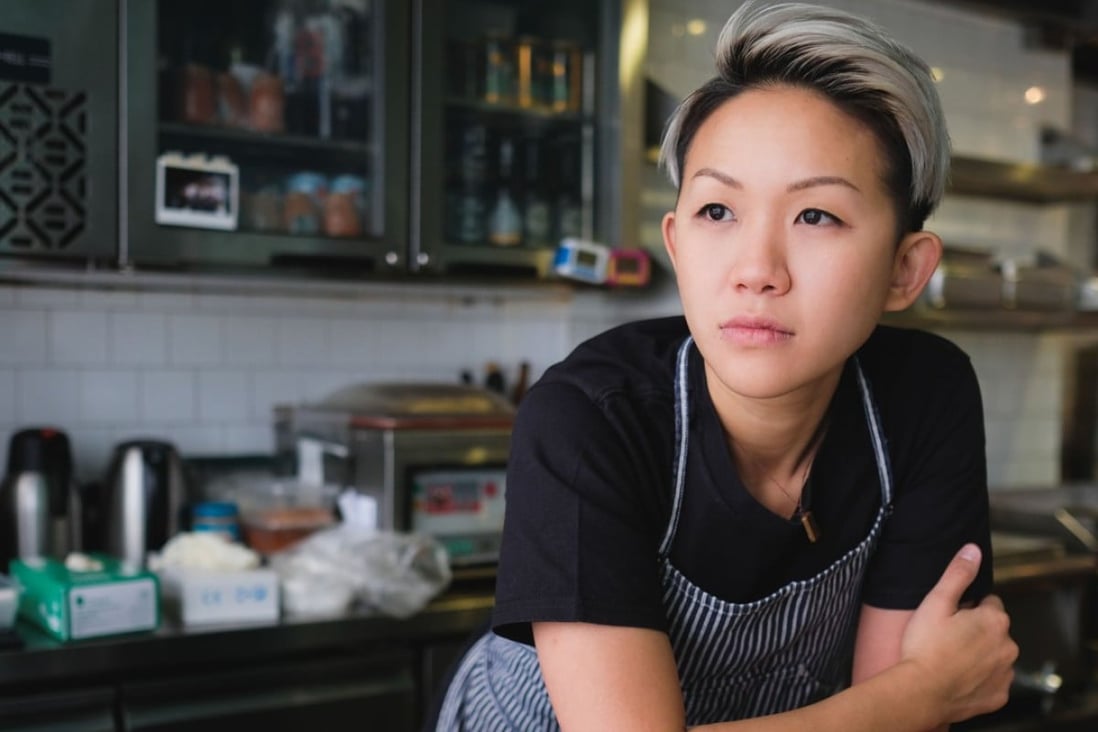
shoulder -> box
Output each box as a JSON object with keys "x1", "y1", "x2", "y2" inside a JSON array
[
  {"x1": 853, "y1": 325, "x2": 982, "y2": 442},
  {"x1": 858, "y1": 325, "x2": 972, "y2": 372},
  {"x1": 856, "y1": 325, "x2": 977, "y2": 394},
  {"x1": 530, "y1": 316, "x2": 688, "y2": 409},
  {"x1": 509, "y1": 317, "x2": 684, "y2": 480}
]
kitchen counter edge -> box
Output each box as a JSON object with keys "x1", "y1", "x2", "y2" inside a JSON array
[{"x1": 0, "y1": 588, "x2": 495, "y2": 690}]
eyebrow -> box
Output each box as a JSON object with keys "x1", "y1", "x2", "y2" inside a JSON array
[{"x1": 692, "y1": 168, "x2": 861, "y2": 194}]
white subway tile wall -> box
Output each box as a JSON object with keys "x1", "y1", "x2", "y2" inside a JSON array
[
  {"x1": 0, "y1": 0, "x2": 1091, "y2": 490},
  {"x1": 0, "y1": 283, "x2": 657, "y2": 481}
]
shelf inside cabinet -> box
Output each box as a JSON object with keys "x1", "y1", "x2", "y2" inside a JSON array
[
  {"x1": 948, "y1": 155, "x2": 1098, "y2": 203},
  {"x1": 159, "y1": 122, "x2": 374, "y2": 158},
  {"x1": 884, "y1": 307, "x2": 1098, "y2": 331},
  {"x1": 445, "y1": 96, "x2": 586, "y2": 123}
]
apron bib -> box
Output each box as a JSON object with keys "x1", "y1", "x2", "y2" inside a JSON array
[{"x1": 435, "y1": 336, "x2": 894, "y2": 730}]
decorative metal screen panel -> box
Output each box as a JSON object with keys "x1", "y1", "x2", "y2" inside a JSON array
[{"x1": 0, "y1": 83, "x2": 86, "y2": 251}]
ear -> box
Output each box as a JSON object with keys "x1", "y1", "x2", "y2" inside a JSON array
[
  {"x1": 883, "y1": 230, "x2": 943, "y2": 312},
  {"x1": 661, "y1": 210, "x2": 679, "y2": 272}
]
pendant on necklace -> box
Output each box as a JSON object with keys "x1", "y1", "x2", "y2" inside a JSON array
[{"x1": 800, "y1": 510, "x2": 820, "y2": 543}]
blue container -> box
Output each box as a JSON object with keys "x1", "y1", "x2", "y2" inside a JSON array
[{"x1": 191, "y1": 501, "x2": 242, "y2": 542}]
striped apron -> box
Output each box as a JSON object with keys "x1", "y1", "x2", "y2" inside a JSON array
[{"x1": 435, "y1": 337, "x2": 893, "y2": 730}]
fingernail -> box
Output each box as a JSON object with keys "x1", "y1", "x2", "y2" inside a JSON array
[{"x1": 959, "y1": 544, "x2": 980, "y2": 562}]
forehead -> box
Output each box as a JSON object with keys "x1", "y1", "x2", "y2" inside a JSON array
[{"x1": 683, "y1": 85, "x2": 889, "y2": 190}]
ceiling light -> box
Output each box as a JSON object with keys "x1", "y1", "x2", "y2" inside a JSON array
[{"x1": 1025, "y1": 86, "x2": 1046, "y2": 105}]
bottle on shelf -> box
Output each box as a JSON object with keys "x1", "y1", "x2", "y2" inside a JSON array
[
  {"x1": 521, "y1": 137, "x2": 553, "y2": 249},
  {"x1": 448, "y1": 122, "x2": 489, "y2": 244},
  {"x1": 556, "y1": 144, "x2": 583, "y2": 241},
  {"x1": 481, "y1": 32, "x2": 516, "y2": 106},
  {"x1": 487, "y1": 136, "x2": 522, "y2": 246},
  {"x1": 510, "y1": 361, "x2": 531, "y2": 405}
]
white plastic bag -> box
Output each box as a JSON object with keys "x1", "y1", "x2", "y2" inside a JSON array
[{"x1": 269, "y1": 524, "x2": 452, "y2": 619}]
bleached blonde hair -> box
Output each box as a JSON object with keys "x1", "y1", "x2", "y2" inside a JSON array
[{"x1": 659, "y1": 1, "x2": 950, "y2": 233}]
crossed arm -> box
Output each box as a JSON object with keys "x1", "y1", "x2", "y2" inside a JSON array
[{"x1": 532, "y1": 545, "x2": 1016, "y2": 732}]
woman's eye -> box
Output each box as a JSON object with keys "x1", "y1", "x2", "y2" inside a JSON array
[
  {"x1": 700, "y1": 203, "x2": 732, "y2": 221},
  {"x1": 797, "y1": 208, "x2": 841, "y2": 226}
]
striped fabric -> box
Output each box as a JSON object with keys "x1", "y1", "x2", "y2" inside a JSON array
[
  {"x1": 434, "y1": 632, "x2": 557, "y2": 731},
  {"x1": 434, "y1": 337, "x2": 893, "y2": 730},
  {"x1": 662, "y1": 337, "x2": 893, "y2": 725},
  {"x1": 662, "y1": 523, "x2": 879, "y2": 723}
]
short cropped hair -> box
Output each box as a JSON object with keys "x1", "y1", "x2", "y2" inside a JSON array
[{"x1": 659, "y1": 1, "x2": 950, "y2": 233}]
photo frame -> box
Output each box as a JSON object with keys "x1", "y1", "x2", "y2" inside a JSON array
[{"x1": 155, "y1": 152, "x2": 239, "y2": 230}]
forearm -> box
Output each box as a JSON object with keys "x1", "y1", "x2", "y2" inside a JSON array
[
  {"x1": 850, "y1": 605, "x2": 948, "y2": 732},
  {"x1": 539, "y1": 551, "x2": 1013, "y2": 732},
  {"x1": 538, "y1": 623, "x2": 949, "y2": 732},
  {"x1": 688, "y1": 660, "x2": 946, "y2": 732}
]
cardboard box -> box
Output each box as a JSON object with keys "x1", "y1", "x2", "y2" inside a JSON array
[
  {"x1": 11, "y1": 556, "x2": 159, "y2": 641},
  {"x1": 158, "y1": 567, "x2": 279, "y2": 626}
]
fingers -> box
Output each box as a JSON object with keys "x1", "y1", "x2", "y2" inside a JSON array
[
  {"x1": 977, "y1": 593, "x2": 1005, "y2": 613},
  {"x1": 923, "y1": 543, "x2": 982, "y2": 614}
]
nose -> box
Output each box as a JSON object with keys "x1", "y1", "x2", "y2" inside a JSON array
[{"x1": 730, "y1": 219, "x2": 791, "y2": 295}]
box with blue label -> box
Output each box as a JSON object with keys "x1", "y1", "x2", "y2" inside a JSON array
[
  {"x1": 158, "y1": 567, "x2": 279, "y2": 626},
  {"x1": 11, "y1": 556, "x2": 160, "y2": 642}
]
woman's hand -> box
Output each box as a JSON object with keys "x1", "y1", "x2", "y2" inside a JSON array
[{"x1": 899, "y1": 544, "x2": 1018, "y2": 723}]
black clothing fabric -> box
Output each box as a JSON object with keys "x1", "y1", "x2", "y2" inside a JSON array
[{"x1": 493, "y1": 316, "x2": 991, "y2": 644}]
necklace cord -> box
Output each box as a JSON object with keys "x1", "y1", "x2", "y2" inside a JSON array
[{"x1": 761, "y1": 416, "x2": 830, "y2": 543}]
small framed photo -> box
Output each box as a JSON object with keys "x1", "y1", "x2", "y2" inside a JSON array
[{"x1": 155, "y1": 152, "x2": 239, "y2": 230}]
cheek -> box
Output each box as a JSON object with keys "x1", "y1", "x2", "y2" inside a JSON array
[
  {"x1": 800, "y1": 240, "x2": 894, "y2": 285},
  {"x1": 792, "y1": 250, "x2": 895, "y2": 316}
]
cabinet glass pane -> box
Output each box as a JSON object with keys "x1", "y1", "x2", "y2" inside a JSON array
[
  {"x1": 155, "y1": 0, "x2": 381, "y2": 240},
  {"x1": 441, "y1": 0, "x2": 598, "y2": 254}
]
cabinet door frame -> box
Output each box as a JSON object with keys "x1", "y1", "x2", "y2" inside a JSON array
[
  {"x1": 0, "y1": 0, "x2": 118, "y2": 263},
  {"x1": 119, "y1": 0, "x2": 413, "y2": 274},
  {"x1": 409, "y1": 0, "x2": 643, "y2": 278}
]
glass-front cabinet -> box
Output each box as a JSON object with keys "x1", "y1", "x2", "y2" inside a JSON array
[
  {"x1": 412, "y1": 0, "x2": 628, "y2": 278},
  {"x1": 121, "y1": 0, "x2": 638, "y2": 281},
  {"x1": 124, "y1": 0, "x2": 411, "y2": 274}
]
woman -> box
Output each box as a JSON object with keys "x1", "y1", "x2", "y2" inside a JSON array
[{"x1": 435, "y1": 2, "x2": 1017, "y2": 729}]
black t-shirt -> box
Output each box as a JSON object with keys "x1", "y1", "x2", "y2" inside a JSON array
[{"x1": 493, "y1": 316, "x2": 992, "y2": 644}]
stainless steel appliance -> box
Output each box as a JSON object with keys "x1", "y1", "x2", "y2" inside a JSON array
[
  {"x1": 102, "y1": 439, "x2": 189, "y2": 567},
  {"x1": 276, "y1": 383, "x2": 513, "y2": 569},
  {"x1": 0, "y1": 427, "x2": 80, "y2": 568}
]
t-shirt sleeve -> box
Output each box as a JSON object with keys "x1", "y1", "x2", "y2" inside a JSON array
[
  {"x1": 861, "y1": 340, "x2": 993, "y2": 610},
  {"x1": 491, "y1": 381, "x2": 669, "y2": 645}
]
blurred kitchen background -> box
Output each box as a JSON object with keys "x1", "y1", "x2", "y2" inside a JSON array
[
  {"x1": 1, "y1": 0, "x2": 1096, "y2": 489},
  {"x1": 6, "y1": 0, "x2": 1098, "y2": 730}
]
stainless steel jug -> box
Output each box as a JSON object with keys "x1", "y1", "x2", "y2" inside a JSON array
[
  {"x1": 103, "y1": 439, "x2": 188, "y2": 567},
  {"x1": 0, "y1": 427, "x2": 80, "y2": 568},
  {"x1": 2, "y1": 473, "x2": 48, "y2": 561}
]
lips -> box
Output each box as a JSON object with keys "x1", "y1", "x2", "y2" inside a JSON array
[{"x1": 719, "y1": 316, "x2": 794, "y2": 346}]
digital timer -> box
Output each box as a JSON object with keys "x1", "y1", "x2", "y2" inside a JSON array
[
  {"x1": 553, "y1": 237, "x2": 612, "y2": 284},
  {"x1": 607, "y1": 248, "x2": 651, "y2": 287}
]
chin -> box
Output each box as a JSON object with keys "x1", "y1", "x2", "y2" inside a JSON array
[{"x1": 707, "y1": 364, "x2": 806, "y2": 401}]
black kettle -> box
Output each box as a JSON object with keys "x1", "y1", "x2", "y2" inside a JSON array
[
  {"x1": 0, "y1": 427, "x2": 81, "y2": 569},
  {"x1": 102, "y1": 439, "x2": 189, "y2": 567}
]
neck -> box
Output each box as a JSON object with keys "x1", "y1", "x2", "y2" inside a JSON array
[
  {"x1": 732, "y1": 415, "x2": 828, "y2": 510},
  {"x1": 706, "y1": 363, "x2": 841, "y2": 513}
]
